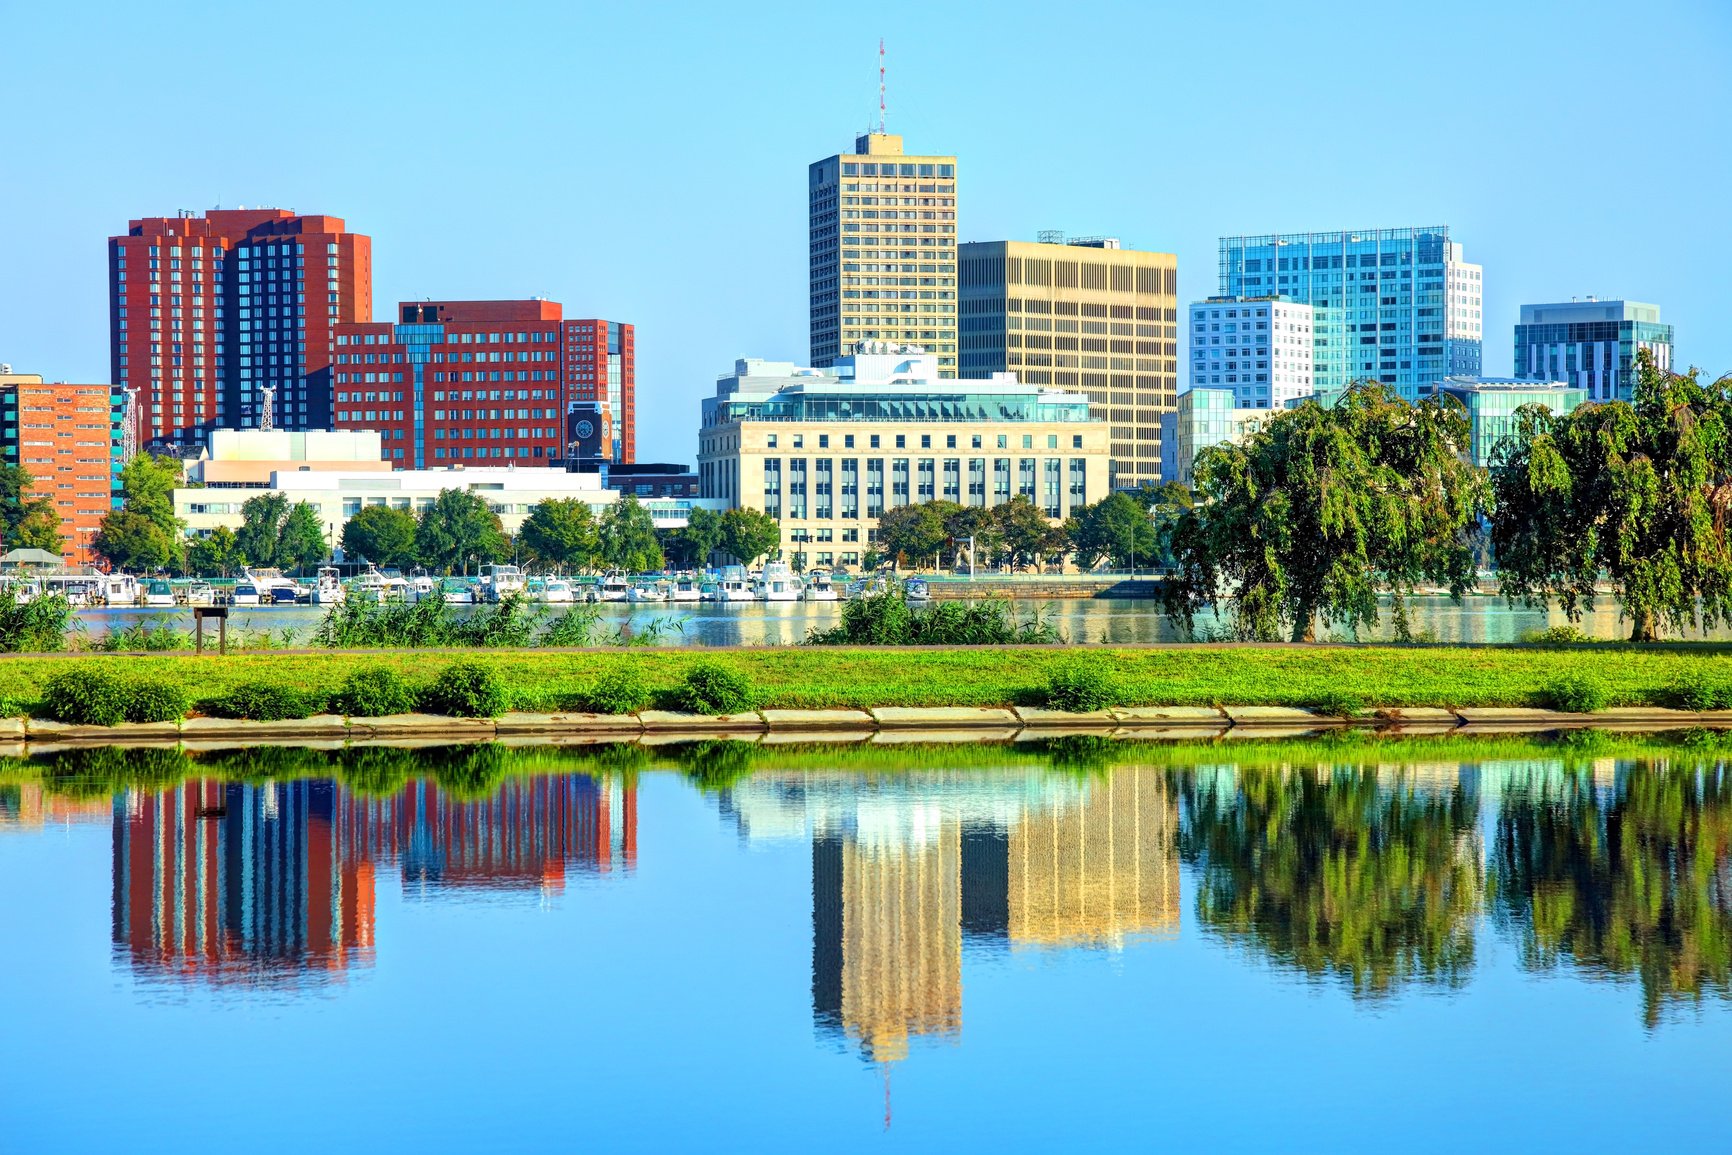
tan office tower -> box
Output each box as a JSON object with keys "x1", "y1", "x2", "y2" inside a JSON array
[
  {"x1": 809, "y1": 133, "x2": 959, "y2": 375},
  {"x1": 959, "y1": 235, "x2": 1179, "y2": 489}
]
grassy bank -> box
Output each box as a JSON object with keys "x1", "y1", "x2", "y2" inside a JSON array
[{"x1": 0, "y1": 644, "x2": 1729, "y2": 713}]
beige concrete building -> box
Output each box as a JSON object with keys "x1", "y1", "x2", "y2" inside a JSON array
[
  {"x1": 809, "y1": 133, "x2": 958, "y2": 376},
  {"x1": 698, "y1": 345, "x2": 1110, "y2": 569},
  {"x1": 959, "y1": 235, "x2": 1179, "y2": 488}
]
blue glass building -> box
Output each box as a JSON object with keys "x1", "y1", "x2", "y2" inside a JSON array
[
  {"x1": 1217, "y1": 226, "x2": 1482, "y2": 400},
  {"x1": 1513, "y1": 299, "x2": 1672, "y2": 402}
]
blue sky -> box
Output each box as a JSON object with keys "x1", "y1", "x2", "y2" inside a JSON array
[{"x1": 3, "y1": 0, "x2": 1728, "y2": 463}]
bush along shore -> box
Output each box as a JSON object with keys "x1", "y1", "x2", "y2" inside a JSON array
[{"x1": 1, "y1": 647, "x2": 1732, "y2": 737}]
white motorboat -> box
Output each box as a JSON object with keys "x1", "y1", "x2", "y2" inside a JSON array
[
  {"x1": 528, "y1": 577, "x2": 576, "y2": 604},
  {"x1": 230, "y1": 582, "x2": 262, "y2": 607},
  {"x1": 312, "y1": 566, "x2": 346, "y2": 605},
  {"x1": 846, "y1": 574, "x2": 890, "y2": 599},
  {"x1": 668, "y1": 571, "x2": 703, "y2": 602},
  {"x1": 480, "y1": 563, "x2": 526, "y2": 602},
  {"x1": 628, "y1": 580, "x2": 669, "y2": 603},
  {"x1": 803, "y1": 569, "x2": 839, "y2": 602},
  {"x1": 185, "y1": 581, "x2": 217, "y2": 606},
  {"x1": 756, "y1": 561, "x2": 803, "y2": 603},
  {"x1": 438, "y1": 578, "x2": 476, "y2": 604},
  {"x1": 143, "y1": 579, "x2": 177, "y2": 608},
  {"x1": 591, "y1": 570, "x2": 630, "y2": 602},
  {"x1": 715, "y1": 565, "x2": 755, "y2": 602},
  {"x1": 903, "y1": 576, "x2": 932, "y2": 602},
  {"x1": 245, "y1": 567, "x2": 308, "y2": 604},
  {"x1": 103, "y1": 573, "x2": 141, "y2": 606},
  {"x1": 352, "y1": 566, "x2": 410, "y2": 604}
]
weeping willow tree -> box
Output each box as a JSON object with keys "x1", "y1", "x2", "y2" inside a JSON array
[
  {"x1": 1489, "y1": 352, "x2": 1732, "y2": 641},
  {"x1": 1164, "y1": 383, "x2": 1486, "y2": 642}
]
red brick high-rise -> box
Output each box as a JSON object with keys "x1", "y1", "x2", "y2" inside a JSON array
[
  {"x1": 331, "y1": 301, "x2": 634, "y2": 468},
  {"x1": 108, "y1": 209, "x2": 371, "y2": 451}
]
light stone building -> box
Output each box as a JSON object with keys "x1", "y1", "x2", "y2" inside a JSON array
[
  {"x1": 809, "y1": 133, "x2": 959, "y2": 375},
  {"x1": 959, "y1": 235, "x2": 1179, "y2": 489},
  {"x1": 697, "y1": 345, "x2": 1109, "y2": 570}
]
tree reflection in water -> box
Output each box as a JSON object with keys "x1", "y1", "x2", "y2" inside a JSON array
[
  {"x1": 1179, "y1": 766, "x2": 1483, "y2": 997},
  {"x1": 1490, "y1": 762, "x2": 1732, "y2": 1026}
]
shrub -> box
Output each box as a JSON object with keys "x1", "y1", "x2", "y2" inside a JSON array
[
  {"x1": 335, "y1": 666, "x2": 421, "y2": 717},
  {"x1": 1044, "y1": 661, "x2": 1117, "y2": 713},
  {"x1": 125, "y1": 679, "x2": 191, "y2": 724},
  {"x1": 0, "y1": 589, "x2": 72, "y2": 653},
  {"x1": 582, "y1": 666, "x2": 652, "y2": 715},
  {"x1": 421, "y1": 661, "x2": 507, "y2": 718},
  {"x1": 209, "y1": 682, "x2": 328, "y2": 721},
  {"x1": 1544, "y1": 673, "x2": 1611, "y2": 713},
  {"x1": 1310, "y1": 689, "x2": 1367, "y2": 719},
  {"x1": 41, "y1": 668, "x2": 128, "y2": 726},
  {"x1": 1521, "y1": 624, "x2": 1592, "y2": 645},
  {"x1": 676, "y1": 662, "x2": 754, "y2": 714},
  {"x1": 1672, "y1": 678, "x2": 1732, "y2": 712}
]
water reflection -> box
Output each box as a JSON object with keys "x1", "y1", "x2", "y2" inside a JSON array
[
  {"x1": 3, "y1": 738, "x2": 1729, "y2": 1029},
  {"x1": 103, "y1": 768, "x2": 635, "y2": 988},
  {"x1": 720, "y1": 767, "x2": 1178, "y2": 1061}
]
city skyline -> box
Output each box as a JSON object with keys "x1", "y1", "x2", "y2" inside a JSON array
[{"x1": 4, "y1": 0, "x2": 1729, "y2": 467}]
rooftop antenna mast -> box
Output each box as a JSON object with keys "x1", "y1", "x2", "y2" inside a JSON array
[{"x1": 878, "y1": 39, "x2": 887, "y2": 133}]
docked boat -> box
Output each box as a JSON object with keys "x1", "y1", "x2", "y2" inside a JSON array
[
  {"x1": 143, "y1": 579, "x2": 177, "y2": 608},
  {"x1": 846, "y1": 574, "x2": 890, "y2": 599},
  {"x1": 352, "y1": 566, "x2": 410, "y2": 604},
  {"x1": 230, "y1": 582, "x2": 262, "y2": 607},
  {"x1": 903, "y1": 576, "x2": 932, "y2": 602},
  {"x1": 438, "y1": 578, "x2": 477, "y2": 604},
  {"x1": 628, "y1": 579, "x2": 669, "y2": 603},
  {"x1": 585, "y1": 570, "x2": 630, "y2": 603},
  {"x1": 312, "y1": 566, "x2": 346, "y2": 606},
  {"x1": 244, "y1": 567, "x2": 308, "y2": 604},
  {"x1": 803, "y1": 569, "x2": 839, "y2": 602},
  {"x1": 756, "y1": 561, "x2": 803, "y2": 603},
  {"x1": 527, "y1": 577, "x2": 576, "y2": 604},
  {"x1": 185, "y1": 581, "x2": 217, "y2": 606},
  {"x1": 715, "y1": 565, "x2": 755, "y2": 602},
  {"x1": 480, "y1": 563, "x2": 526, "y2": 603},
  {"x1": 0, "y1": 575, "x2": 43, "y2": 604},
  {"x1": 668, "y1": 571, "x2": 703, "y2": 602},
  {"x1": 103, "y1": 573, "x2": 141, "y2": 606}
]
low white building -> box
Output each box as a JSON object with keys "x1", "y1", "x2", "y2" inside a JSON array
[
  {"x1": 1187, "y1": 296, "x2": 1315, "y2": 410},
  {"x1": 176, "y1": 465, "x2": 721, "y2": 542}
]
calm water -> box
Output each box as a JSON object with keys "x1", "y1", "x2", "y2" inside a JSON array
[
  {"x1": 72, "y1": 593, "x2": 1732, "y2": 646},
  {"x1": 2, "y1": 738, "x2": 1728, "y2": 1152}
]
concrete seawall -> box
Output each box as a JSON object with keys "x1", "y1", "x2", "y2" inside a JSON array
[{"x1": 8, "y1": 703, "x2": 1732, "y2": 751}]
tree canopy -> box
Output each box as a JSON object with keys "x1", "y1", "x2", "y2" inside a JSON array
[
  {"x1": 1164, "y1": 384, "x2": 1485, "y2": 641},
  {"x1": 1067, "y1": 491, "x2": 1159, "y2": 571},
  {"x1": 597, "y1": 496, "x2": 664, "y2": 572},
  {"x1": 340, "y1": 505, "x2": 419, "y2": 569},
  {"x1": 185, "y1": 526, "x2": 243, "y2": 577},
  {"x1": 875, "y1": 501, "x2": 959, "y2": 568},
  {"x1": 0, "y1": 463, "x2": 62, "y2": 554},
  {"x1": 1489, "y1": 352, "x2": 1732, "y2": 641},
  {"x1": 279, "y1": 502, "x2": 328, "y2": 570},
  {"x1": 718, "y1": 507, "x2": 782, "y2": 566},
  {"x1": 416, "y1": 488, "x2": 506, "y2": 573},
  {"x1": 518, "y1": 498, "x2": 598, "y2": 571},
  {"x1": 670, "y1": 505, "x2": 724, "y2": 568},
  {"x1": 93, "y1": 455, "x2": 185, "y2": 572}
]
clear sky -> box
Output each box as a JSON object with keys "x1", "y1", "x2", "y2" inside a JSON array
[{"x1": 3, "y1": 0, "x2": 1728, "y2": 463}]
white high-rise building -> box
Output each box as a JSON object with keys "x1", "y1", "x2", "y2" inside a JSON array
[{"x1": 1186, "y1": 297, "x2": 1315, "y2": 409}]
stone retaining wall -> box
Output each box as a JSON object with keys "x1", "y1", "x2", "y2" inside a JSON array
[{"x1": 8, "y1": 703, "x2": 1732, "y2": 749}]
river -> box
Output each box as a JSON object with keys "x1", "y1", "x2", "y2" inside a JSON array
[
  {"x1": 69, "y1": 593, "x2": 1732, "y2": 646},
  {"x1": 2, "y1": 737, "x2": 1727, "y2": 1150}
]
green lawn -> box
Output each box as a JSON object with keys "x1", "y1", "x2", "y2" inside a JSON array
[{"x1": 0, "y1": 643, "x2": 1727, "y2": 712}]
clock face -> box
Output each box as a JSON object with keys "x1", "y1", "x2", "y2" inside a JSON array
[{"x1": 576, "y1": 420, "x2": 595, "y2": 439}]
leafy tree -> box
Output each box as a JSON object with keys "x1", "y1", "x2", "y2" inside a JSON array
[
  {"x1": 91, "y1": 509, "x2": 178, "y2": 573},
  {"x1": 876, "y1": 501, "x2": 960, "y2": 569},
  {"x1": 235, "y1": 492, "x2": 289, "y2": 568},
  {"x1": 1138, "y1": 481, "x2": 1193, "y2": 569},
  {"x1": 677, "y1": 505, "x2": 724, "y2": 567},
  {"x1": 519, "y1": 498, "x2": 598, "y2": 571},
  {"x1": 0, "y1": 463, "x2": 62, "y2": 554},
  {"x1": 994, "y1": 496, "x2": 1052, "y2": 571},
  {"x1": 416, "y1": 488, "x2": 507, "y2": 574},
  {"x1": 1490, "y1": 352, "x2": 1732, "y2": 641},
  {"x1": 279, "y1": 502, "x2": 328, "y2": 571},
  {"x1": 598, "y1": 496, "x2": 664, "y2": 572},
  {"x1": 93, "y1": 454, "x2": 185, "y2": 571},
  {"x1": 340, "y1": 505, "x2": 418, "y2": 569},
  {"x1": 943, "y1": 505, "x2": 1003, "y2": 569},
  {"x1": 1067, "y1": 491, "x2": 1159, "y2": 571},
  {"x1": 1182, "y1": 766, "x2": 1483, "y2": 998},
  {"x1": 186, "y1": 527, "x2": 243, "y2": 577},
  {"x1": 1165, "y1": 384, "x2": 1485, "y2": 642},
  {"x1": 718, "y1": 506, "x2": 782, "y2": 566}
]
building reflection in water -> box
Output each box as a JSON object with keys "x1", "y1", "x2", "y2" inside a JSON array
[
  {"x1": 112, "y1": 780, "x2": 375, "y2": 986},
  {"x1": 722, "y1": 766, "x2": 1179, "y2": 1063},
  {"x1": 0, "y1": 782, "x2": 111, "y2": 831},
  {"x1": 109, "y1": 774, "x2": 635, "y2": 987}
]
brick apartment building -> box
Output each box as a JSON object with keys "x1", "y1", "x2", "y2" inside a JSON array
[
  {"x1": 0, "y1": 372, "x2": 124, "y2": 564},
  {"x1": 108, "y1": 208, "x2": 371, "y2": 451},
  {"x1": 331, "y1": 301, "x2": 635, "y2": 468}
]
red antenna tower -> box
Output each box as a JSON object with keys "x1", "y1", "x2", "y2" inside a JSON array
[{"x1": 878, "y1": 39, "x2": 886, "y2": 134}]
